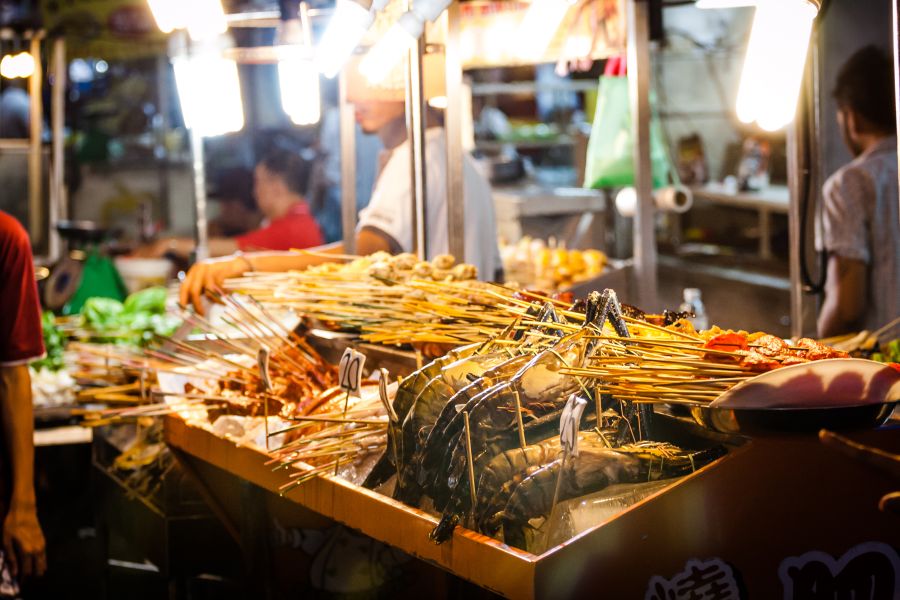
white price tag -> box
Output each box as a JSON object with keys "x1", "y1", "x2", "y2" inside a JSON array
[
  {"x1": 257, "y1": 346, "x2": 273, "y2": 392},
  {"x1": 559, "y1": 395, "x2": 587, "y2": 457},
  {"x1": 338, "y1": 347, "x2": 367, "y2": 396}
]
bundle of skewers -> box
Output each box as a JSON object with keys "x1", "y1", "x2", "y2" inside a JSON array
[
  {"x1": 68, "y1": 272, "x2": 856, "y2": 524},
  {"x1": 73, "y1": 293, "x2": 338, "y2": 427},
  {"x1": 350, "y1": 289, "x2": 863, "y2": 551},
  {"x1": 266, "y1": 380, "x2": 394, "y2": 494},
  {"x1": 223, "y1": 251, "x2": 572, "y2": 347},
  {"x1": 467, "y1": 292, "x2": 851, "y2": 408},
  {"x1": 562, "y1": 329, "x2": 849, "y2": 407}
]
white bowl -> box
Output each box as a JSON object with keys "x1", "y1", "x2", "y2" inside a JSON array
[{"x1": 114, "y1": 257, "x2": 172, "y2": 294}]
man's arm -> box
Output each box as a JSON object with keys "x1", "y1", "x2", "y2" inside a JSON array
[
  {"x1": 179, "y1": 229, "x2": 394, "y2": 314},
  {"x1": 0, "y1": 365, "x2": 46, "y2": 578},
  {"x1": 817, "y1": 254, "x2": 868, "y2": 337},
  {"x1": 133, "y1": 236, "x2": 239, "y2": 259}
]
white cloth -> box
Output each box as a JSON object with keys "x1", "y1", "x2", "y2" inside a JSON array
[{"x1": 358, "y1": 128, "x2": 501, "y2": 280}]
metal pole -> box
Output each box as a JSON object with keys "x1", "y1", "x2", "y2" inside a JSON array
[
  {"x1": 177, "y1": 32, "x2": 211, "y2": 262},
  {"x1": 810, "y1": 30, "x2": 823, "y2": 321},
  {"x1": 626, "y1": 0, "x2": 657, "y2": 307},
  {"x1": 28, "y1": 35, "x2": 43, "y2": 250},
  {"x1": 405, "y1": 34, "x2": 428, "y2": 258},
  {"x1": 787, "y1": 127, "x2": 804, "y2": 339},
  {"x1": 338, "y1": 69, "x2": 357, "y2": 254},
  {"x1": 444, "y1": 1, "x2": 465, "y2": 263},
  {"x1": 894, "y1": 0, "x2": 900, "y2": 223},
  {"x1": 788, "y1": 33, "x2": 819, "y2": 339},
  {"x1": 190, "y1": 126, "x2": 209, "y2": 261},
  {"x1": 50, "y1": 37, "x2": 66, "y2": 262},
  {"x1": 156, "y1": 54, "x2": 172, "y2": 231}
]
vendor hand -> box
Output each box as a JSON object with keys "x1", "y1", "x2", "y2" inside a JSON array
[
  {"x1": 3, "y1": 505, "x2": 46, "y2": 579},
  {"x1": 179, "y1": 255, "x2": 248, "y2": 315}
]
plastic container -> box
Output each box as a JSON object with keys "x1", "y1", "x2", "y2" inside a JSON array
[{"x1": 679, "y1": 287, "x2": 709, "y2": 332}]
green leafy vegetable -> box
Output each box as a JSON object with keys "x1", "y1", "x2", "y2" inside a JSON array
[
  {"x1": 31, "y1": 311, "x2": 67, "y2": 372},
  {"x1": 123, "y1": 286, "x2": 167, "y2": 316},
  {"x1": 79, "y1": 286, "x2": 180, "y2": 347},
  {"x1": 82, "y1": 297, "x2": 125, "y2": 329},
  {"x1": 872, "y1": 339, "x2": 900, "y2": 364}
]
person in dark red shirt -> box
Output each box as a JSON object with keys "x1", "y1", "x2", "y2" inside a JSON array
[
  {"x1": 136, "y1": 149, "x2": 323, "y2": 259},
  {"x1": 0, "y1": 211, "x2": 47, "y2": 595}
]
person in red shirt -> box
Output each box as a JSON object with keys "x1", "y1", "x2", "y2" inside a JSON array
[
  {"x1": 235, "y1": 150, "x2": 324, "y2": 252},
  {"x1": 0, "y1": 211, "x2": 47, "y2": 595},
  {"x1": 207, "y1": 167, "x2": 261, "y2": 238},
  {"x1": 136, "y1": 149, "x2": 323, "y2": 259}
]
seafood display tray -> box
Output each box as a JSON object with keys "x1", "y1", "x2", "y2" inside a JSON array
[{"x1": 164, "y1": 414, "x2": 900, "y2": 598}]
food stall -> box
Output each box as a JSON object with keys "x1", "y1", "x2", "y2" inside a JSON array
[
  {"x1": 149, "y1": 256, "x2": 898, "y2": 598},
  {"x1": 6, "y1": 0, "x2": 900, "y2": 597}
]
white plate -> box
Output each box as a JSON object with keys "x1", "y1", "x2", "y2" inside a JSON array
[{"x1": 710, "y1": 358, "x2": 900, "y2": 410}]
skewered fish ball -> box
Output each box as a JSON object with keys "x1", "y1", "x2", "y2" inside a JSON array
[
  {"x1": 431, "y1": 254, "x2": 456, "y2": 270},
  {"x1": 451, "y1": 264, "x2": 477, "y2": 281},
  {"x1": 392, "y1": 253, "x2": 418, "y2": 271},
  {"x1": 412, "y1": 262, "x2": 434, "y2": 278},
  {"x1": 367, "y1": 261, "x2": 396, "y2": 280}
]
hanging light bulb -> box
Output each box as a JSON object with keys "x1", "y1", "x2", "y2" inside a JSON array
[
  {"x1": 185, "y1": 0, "x2": 228, "y2": 42},
  {"x1": 316, "y1": 0, "x2": 374, "y2": 79},
  {"x1": 358, "y1": 13, "x2": 421, "y2": 84},
  {"x1": 277, "y1": 10, "x2": 321, "y2": 126},
  {"x1": 147, "y1": 0, "x2": 184, "y2": 33},
  {"x1": 358, "y1": 0, "x2": 450, "y2": 85},
  {"x1": 0, "y1": 51, "x2": 35, "y2": 79},
  {"x1": 515, "y1": 0, "x2": 574, "y2": 63},
  {"x1": 148, "y1": 0, "x2": 227, "y2": 41},
  {"x1": 173, "y1": 39, "x2": 244, "y2": 137},
  {"x1": 280, "y1": 46, "x2": 321, "y2": 125},
  {"x1": 734, "y1": 0, "x2": 819, "y2": 131}
]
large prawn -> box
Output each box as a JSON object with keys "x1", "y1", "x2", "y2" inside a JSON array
[
  {"x1": 497, "y1": 441, "x2": 726, "y2": 549},
  {"x1": 395, "y1": 302, "x2": 572, "y2": 502},
  {"x1": 363, "y1": 341, "x2": 484, "y2": 488},
  {"x1": 366, "y1": 302, "x2": 569, "y2": 492},
  {"x1": 428, "y1": 290, "x2": 634, "y2": 541},
  {"x1": 428, "y1": 289, "x2": 668, "y2": 543}
]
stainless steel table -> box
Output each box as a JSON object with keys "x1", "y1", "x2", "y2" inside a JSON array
[{"x1": 690, "y1": 184, "x2": 789, "y2": 260}]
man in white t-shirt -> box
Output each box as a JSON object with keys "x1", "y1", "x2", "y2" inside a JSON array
[
  {"x1": 180, "y1": 95, "x2": 501, "y2": 313},
  {"x1": 354, "y1": 100, "x2": 500, "y2": 281}
]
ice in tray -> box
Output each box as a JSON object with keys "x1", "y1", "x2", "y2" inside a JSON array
[{"x1": 543, "y1": 480, "x2": 671, "y2": 549}]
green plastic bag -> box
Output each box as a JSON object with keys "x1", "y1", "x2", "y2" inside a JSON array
[
  {"x1": 583, "y1": 76, "x2": 670, "y2": 190},
  {"x1": 61, "y1": 248, "x2": 128, "y2": 315}
]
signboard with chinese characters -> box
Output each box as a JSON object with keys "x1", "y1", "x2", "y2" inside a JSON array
[{"x1": 532, "y1": 429, "x2": 900, "y2": 598}]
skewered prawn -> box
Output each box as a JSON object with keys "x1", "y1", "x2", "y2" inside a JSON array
[
  {"x1": 394, "y1": 302, "x2": 572, "y2": 502},
  {"x1": 427, "y1": 291, "x2": 632, "y2": 539},
  {"x1": 496, "y1": 441, "x2": 726, "y2": 548}
]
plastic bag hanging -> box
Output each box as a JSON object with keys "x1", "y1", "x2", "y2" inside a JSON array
[{"x1": 583, "y1": 56, "x2": 670, "y2": 190}]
